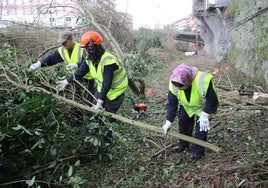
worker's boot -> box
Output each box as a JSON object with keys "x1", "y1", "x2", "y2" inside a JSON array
[
  {"x1": 171, "y1": 143, "x2": 189, "y2": 153},
  {"x1": 188, "y1": 151, "x2": 205, "y2": 163}
]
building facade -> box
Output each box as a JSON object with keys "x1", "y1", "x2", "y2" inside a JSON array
[
  {"x1": 0, "y1": 0, "x2": 133, "y2": 29},
  {"x1": 168, "y1": 15, "x2": 201, "y2": 32},
  {"x1": 1, "y1": 0, "x2": 83, "y2": 27}
]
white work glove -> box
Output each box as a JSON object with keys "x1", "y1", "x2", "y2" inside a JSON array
[
  {"x1": 198, "y1": 112, "x2": 210, "y2": 132},
  {"x1": 162, "y1": 120, "x2": 172, "y2": 134},
  {"x1": 66, "y1": 63, "x2": 78, "y2": 71},
  {"x1": 93, "y1": 99, "x2": 104, "y2": 110},
  {"x1": 56, "y1": 79, "x2": 69, "y2": 91},
  {"x1": 29, "y1": 61, "x2": 41, "y2": 71}
]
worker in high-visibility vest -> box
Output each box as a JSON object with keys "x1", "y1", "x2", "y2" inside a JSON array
[
  {"x1": 56, "y1": 31, "x2": 128, "y2": 114},
  {"x1": 162, "y1": 64, "x2": 219, "y2": 162},
  {"x1": 29, "y1": 30, "x2": 94, "y2": 103}
]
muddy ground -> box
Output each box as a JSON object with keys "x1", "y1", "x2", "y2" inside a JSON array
[{"x1": 80, "y1": 52, "x2": 268, "y2": 187}]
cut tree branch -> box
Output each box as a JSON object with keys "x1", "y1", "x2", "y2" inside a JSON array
[{"x1": 3, "y1": 71, "x2": 221, "y2": 153}]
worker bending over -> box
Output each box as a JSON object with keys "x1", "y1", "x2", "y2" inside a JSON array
[
  {"x1": 162, "y1": 64, "x2": 219, "y2": 162},
  {"x1": 29, "y1": 30, "x2": 94, "y2": 102},
  {"x1": 56, "y1": 30, "x2": 128, "y2": 114}
]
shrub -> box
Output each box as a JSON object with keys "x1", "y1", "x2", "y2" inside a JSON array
[{"x1": 0, "y1": 40, "x2": 119, "y2": 187}]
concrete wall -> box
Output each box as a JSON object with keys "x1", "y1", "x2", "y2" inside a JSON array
[
  {"x1": 193, "y1": 0, "x2": 233, "y2": 62},
  {"x1": 229, "y1": 0, "x2": 268, "y2": 86},
  {"x1": 194, "y1": 0, "x2": 268, "y2": 85},
  {"x1": 199, "y1": 14, "x2": 233, "y2": 62}
]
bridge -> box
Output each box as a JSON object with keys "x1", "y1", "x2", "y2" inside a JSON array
[{"x1": 174, "y1": 31, "x2": 204, "y2": 45}]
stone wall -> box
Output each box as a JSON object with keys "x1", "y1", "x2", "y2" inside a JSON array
[{"x1": 229, "y1": 0, "x2": 268, "y2": 86}]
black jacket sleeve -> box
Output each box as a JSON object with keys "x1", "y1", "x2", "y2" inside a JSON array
[
  {"x1": 166, "y1": 91, "x2": 179, "y2": 122},
  {"x1": 203, "y1": 80, "x2": 219, "y2": 114},
  {"x1": 77, "y1": 55, "x2": 85, "y2": 67},
  {"x1": 40, "y1": 50, "x2": 63, "y2": 67},
  {"x1": 99, "y1": 64, "x2": 118, "y2": 100},
  {"x1": 67, "y1": 59, "x2": 89, "y2": 82}
]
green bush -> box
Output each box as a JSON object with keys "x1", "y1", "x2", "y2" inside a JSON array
[
  {"x1": 227, "y1": 0, "x2": 240, "y2": 18},
  {"x1": 0, "y1": 41, "x2": 120, "y2": 187},
  {"x1": 124, "y1": 28, "x2": 164, "y2": 78},
  {"x1": 124, "y1": 52, "x2": 163, "y2": 78},
  {"x1": 132, "y1": 28, "x2": 163, "y2": 54}
]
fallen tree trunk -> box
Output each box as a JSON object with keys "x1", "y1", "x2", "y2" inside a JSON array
[
  {"x1": 49, "y1": 93, "x2": 222, "y2": 153},
  {"x1": 3, "y1": 70, "x2": 221, "y2": 153}
]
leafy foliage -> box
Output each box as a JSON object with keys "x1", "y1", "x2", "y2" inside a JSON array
[
  {"x1": 0, "y1": 41, "x2": 120, "y2": 187},
  {"x1": 124, "y1": 29, "x2": 164, "y2": 78},
  {"x1": 132, "y1": 28, "x2": 163, "y2": 54}
]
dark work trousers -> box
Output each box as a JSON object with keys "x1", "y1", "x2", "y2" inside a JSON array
[
  {"x1": 94, "y1": 93, "x2": 125, "y2": 124},
  {"x1": 94, "y1": 93, "x2": 125, "y2": 114},
  {"x1": 178, "y1": 106, "x2": 207, "y2": 155}
]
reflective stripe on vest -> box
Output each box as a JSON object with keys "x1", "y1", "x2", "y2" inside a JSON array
[
  {"x1": 58, "y1": 42, "x2": 92, "y2": 80},
  {"x1": 58, "y1": 42, "x2": 83, "y2": 64},
  {"x1": 60, "y1": 44, "x2": 82, "y2": 63},
  {"x1": 111, "y1": 72, "x2": 127, "y2": 88},
  {"x1": 199, "y1": 72, "x2": 207, "y2": 103},
  {"x1": 100, "y1": 56, "x2": 114, "y2": 71},
  {"x1": 168, "y1": 71, "x2": 213, "y2": 117},
  {"x1": 87, "y1": 52, "x2": 128, "y2": 100}
]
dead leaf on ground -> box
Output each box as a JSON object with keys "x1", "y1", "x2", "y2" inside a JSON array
[{"x1": 183, "y1": 172, "x2": 191, "y2": 180}]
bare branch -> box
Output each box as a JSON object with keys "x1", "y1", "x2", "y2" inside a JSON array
[{"x1": 2, "y1": 69, "x2": 221, "y2": 153}]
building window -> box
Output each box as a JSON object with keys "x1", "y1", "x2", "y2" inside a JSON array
[
  {"x1": 65, "y1": 17, "x2": 71, "y2": 22},
  {"x1": 17, "y1": 8, "x2": 23, "y2": 15},
  {"x1": 9, "y1": 8, "x2": 15, "y2": 15},
  {"x1": 49, "y1": 17, "x2": 55, "y2": 22},
  {"x1": 24, "y1": 8, "x2": 31, "y2": 15}
]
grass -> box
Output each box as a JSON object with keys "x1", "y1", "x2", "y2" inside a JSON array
[{"x1": 70, "y1": 54, "x2": 268, "y2": 187}]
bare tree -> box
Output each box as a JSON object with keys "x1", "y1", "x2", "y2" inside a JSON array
[{"x1": 77, "y1": 0, "x2": 145, "y2": 96}]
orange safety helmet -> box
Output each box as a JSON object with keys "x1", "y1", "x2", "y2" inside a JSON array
[{"x1": 80, "y1": 31, "x2": 103, "y2": 47}]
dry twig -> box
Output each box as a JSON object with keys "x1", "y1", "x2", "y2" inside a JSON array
[{"x1": 2, "y1": 71, "x2": 221, "y2": 152}]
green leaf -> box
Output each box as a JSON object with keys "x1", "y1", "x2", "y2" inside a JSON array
[
  {"x1": 12, "y1": 124, "x2": 22, "y2": 131},
  {"x1": 25, "y1": 176, "x2": 35, "y2": 186},
  {"x1": 47, "y1": 161, "x2": 56, "y2": 169},
  {"x1": 93, "y1": 139, "x2": 99, "y2": 146},
  {"x1": 69, "y1": 176, "x2": 77, "y2": 183},
  {"x1": 139, "y1": 166, "x2": 145, "y2": 171},
  {"x1": 163, "y1": 168, "x2": 169, "y2": 176},
  {"x1": 19, "y1": 149, "x2": 32, "y2": 154},
  {"x1": 74, "y1": 160, "x2": 80, "y2": 167},
  {"x1": 50, "y1": 146, "x2": 57, "y2": 156},
  {"x1": 68, "y1": 166, "x2": 73, "y2": 177},
  {"x1": 34, "y1": 128, "x2": 43, "y2": 135},
  {"x1": 0, "y1": 133, "x2": 6, "y2": 141},
  {"x1": 108, "y1": 154, "x2": 113, "y2": 160},
  {"x1": 12, "y1": 124, "x2": 32, "y2": 135}
]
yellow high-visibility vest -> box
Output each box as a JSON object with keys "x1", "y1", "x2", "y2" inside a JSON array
[
  {"x1": 169, "y1": 71, "x2": 217, "y2": 117},
  {"x1": 86, "y1": 52, "x2": 128, "y2": 100},
  {"x1": 58, "y1": 42, "x2": 92, "y2": 80}
]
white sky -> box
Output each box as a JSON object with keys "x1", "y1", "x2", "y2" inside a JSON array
[{"x1": 115, "y1": 0, "x2": 193, "y2": 29}]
